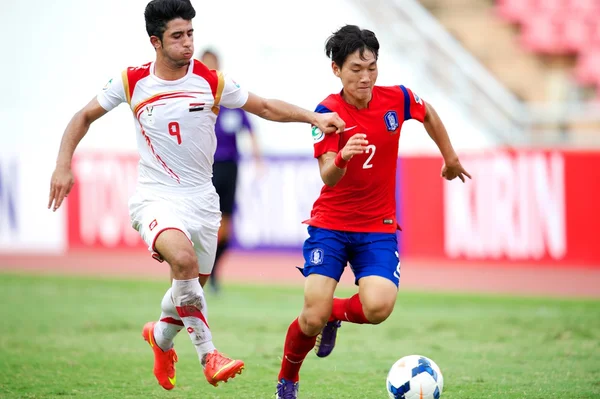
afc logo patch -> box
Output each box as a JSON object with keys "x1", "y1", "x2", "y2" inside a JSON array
[
  {"x1": 413, "y1": 91, "x2": 423, "y2": 104},
  {"x1": 384, "y1": 111, "x2": 399, "y2": 132},
  {"x1": 310, "y1": 248, "x2": 324, "y2": 265}
]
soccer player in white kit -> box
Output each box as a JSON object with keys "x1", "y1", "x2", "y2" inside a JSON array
[{"x1": 46, "y1": 0, "x2": 345, "y2": 391}]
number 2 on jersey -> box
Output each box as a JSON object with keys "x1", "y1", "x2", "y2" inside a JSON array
[
  {"x1": 363, "y1": 144, "x2": 376, "y2": 169},
  {"x1": 168, "y1": 122, "x2": 182, "y2": 145}
]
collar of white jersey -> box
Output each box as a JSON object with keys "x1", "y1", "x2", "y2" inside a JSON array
[{"x1": 149, "y1": 61, "x2": 194, "y2": 85}]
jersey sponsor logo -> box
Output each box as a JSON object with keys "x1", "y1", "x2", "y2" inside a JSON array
[
  {"x1": 343, "y1": 125, "x2": 358, "y2": 132},
  {"x1": 413, "y1": 91, "x2": 422, "y2": 104},
  {"x1": 312, "y1": 126, "x2": 325, "y2": 143},
  {"x1": 384, "y1": 111, "x2": 399, "y2": 132},
  {"x1": 310, "y1": 248, "x2": 324, "y2": 265}
]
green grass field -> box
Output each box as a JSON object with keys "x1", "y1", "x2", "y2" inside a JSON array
[{"x1": 0, "y1": 273, "x2": 598, "y2": 399}]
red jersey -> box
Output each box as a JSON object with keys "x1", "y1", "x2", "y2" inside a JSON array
[{"x1": 304, "y1": 85, "x2": 427, "y2": 233}]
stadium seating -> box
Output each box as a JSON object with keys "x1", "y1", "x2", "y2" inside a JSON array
[{"x1": 496, "y1": 0, "x2": 600, "y2": 92}]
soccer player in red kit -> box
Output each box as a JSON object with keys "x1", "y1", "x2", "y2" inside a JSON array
[{"x1": 275, "y1": 25, "x2": 471, "y2": 398}]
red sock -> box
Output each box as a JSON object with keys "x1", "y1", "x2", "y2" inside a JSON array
[
  {"x1": 278, "y1": 318, "x2": 317, "y2": 382},
  {"x1": 330, "y1": 294, "x2": 369, "y2": 324}
]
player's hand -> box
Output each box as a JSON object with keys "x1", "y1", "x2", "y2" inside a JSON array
[
  {"x1": 441, "y1": 159, "x2": 472, "y2": 183},
  {"x1": 314, "y1": 111, "x2": 345, "y2": 134},
  {"x1": 341, "y1": 133, "x2": 369, "y2": 161},
  {"x1": 48, "y1": 165, "x2": 75, "y2": 212}
]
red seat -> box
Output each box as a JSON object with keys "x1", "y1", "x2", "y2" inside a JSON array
[
  {"x1": 534, "y1": 0, "x2": 566, "y2": 14},
  {"x1": 587, "y1": 16, "x2": 600, "y2": 48},
  {"x1": 574, "y1": 48, "x2": 600, "y2": 86},
  {"x1": 560, "y1": 17, "x2": 593, "y2": 53},
  {"x1": 566, "y1": 0, "x2": 600, "y2": 15},
  {"x1": 496, "y1": 0, "x2": 534, "y2": 24},
  {"x1": 495, "y1": 0, "x2": 600, "y2": 94},
  {"x1": 520, "y1": 14, "x2": 562, "y2": 54}
]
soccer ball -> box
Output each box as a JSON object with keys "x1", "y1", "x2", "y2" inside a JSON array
[{"x1": 386, "y1": 355, "x2": 444, "y2": 399}]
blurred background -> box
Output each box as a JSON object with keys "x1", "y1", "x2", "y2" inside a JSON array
[
  {"x1": 1, "y1": 0, "x2": 598, "y2": 294},
  {"x1": 1, "y1": 0, "x2": 599, "y2": 397}
]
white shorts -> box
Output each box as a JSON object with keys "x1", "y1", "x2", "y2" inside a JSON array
[{"x1": 128, "y1": 186, "x2": 221, "y2": 276}]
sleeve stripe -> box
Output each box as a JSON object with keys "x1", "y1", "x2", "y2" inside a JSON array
[
  {"x1": 211, "y1": 71, "x2": 225, "y2": 115},
  {"x1": 314, "y1": 104, "x2": 333, "y2": 114},
  {"x1": 399, "y1": 85, "x2": 411, "y2": 121}
]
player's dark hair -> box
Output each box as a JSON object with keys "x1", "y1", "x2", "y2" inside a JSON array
[
  {"x1": 325, "y1": 25, "x2": 379, "y2": 67},
  {"x1": 144, "y1": 0, "x2": 196, "y2": 40}
]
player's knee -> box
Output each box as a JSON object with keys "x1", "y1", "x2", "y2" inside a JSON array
[
  {"x1": 363, "y1": 297, "x2": 396, "y2": 324},
  {"x1": 169, "y1": 249, "x2": 198, "y2": 278},
  {"x1": 299, "y1": 308, "x2": 329, "y2": 336}
]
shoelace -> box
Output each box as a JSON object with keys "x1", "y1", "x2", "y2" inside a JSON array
[
  {"x1": 167, "y1": 351, "x2": 178, "y2": 374},
  {"x1": 207, "y1": 351, "x2": 232, "y2": 369}
]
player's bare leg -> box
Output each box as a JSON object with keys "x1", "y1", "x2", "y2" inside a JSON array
[
  {"x1": 155, "y1": 229, "x2": 244, "y2": 386},
  {"x1": 316, "y1": 276, "x2": 397, "y2": 358},
  {"x1": 276, "y1": 275, "x2": 337, "y2": 398},
  {"x1": 356, "y1": 276, "x2": 397, "y2": 323},
  {"x1": 198, "y1": 274, "x2": 210, "y2": 287}
]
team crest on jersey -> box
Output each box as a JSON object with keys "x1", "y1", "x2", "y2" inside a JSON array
[
  {"x1": 312, "y1": 126, "x2": 325, "y2": 143},
  {"x1": 384, "y1": 111, "x2": 399, "y2": 133},
  {"x1": 310, "y1": 248, "x2": 324, "y2": 265}
]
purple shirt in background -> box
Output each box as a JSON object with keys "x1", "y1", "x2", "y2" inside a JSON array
[{"x1": 214, "y1": 107, "x2": 253, "y2": 162}]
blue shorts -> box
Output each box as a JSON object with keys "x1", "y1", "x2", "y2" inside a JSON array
[{"x1": 299, "y1": 226, "x2": 401, "y2": 286}]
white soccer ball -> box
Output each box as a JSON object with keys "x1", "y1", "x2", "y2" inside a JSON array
[{"x1": 386, "y1": 355, "x2": 444, "y2": 399}]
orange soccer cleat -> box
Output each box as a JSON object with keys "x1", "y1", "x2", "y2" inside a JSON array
[
  {"x1": 203, "y1": 350, "x2": 245, "y2": 387},
  {"x1": 142, "y1": 321, "x2": 178, "y2": 390}
]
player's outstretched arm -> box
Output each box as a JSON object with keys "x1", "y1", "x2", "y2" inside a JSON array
[
  {"x1": 242, "y1": 92, "x2": 345, "y2": 134},
  {"x1": 48, "y1": 97, "x2": 108, "y2": 212},
  {"x1": 423, "y1": 103, "x2": 472, "y2": 183},
  {"x1": 318, "y1": 133, "x2": 369, "y2": 187}
]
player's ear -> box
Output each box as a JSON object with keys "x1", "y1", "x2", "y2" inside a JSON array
[
  {"x1": 332, "y1": 62, "x2": 340, "y2": 78},
  {"x1": 150, "y1": 35, "x2": 162, "y2": 50}
]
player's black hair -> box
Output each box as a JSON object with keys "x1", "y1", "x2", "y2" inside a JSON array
[
  {"x1": 325, "y1": 25, "x2": 379, "y2": 67},
  {"x1": 144, "y1": 0, "x2": 196, "y2": 40}
]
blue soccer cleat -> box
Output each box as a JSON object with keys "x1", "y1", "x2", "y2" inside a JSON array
[
  {"x1": 276, "y1": 378, "x2": 299, "y2": 398},
  {"x1": 314, "y1": 320, "x2": 342, "y2": 358}
]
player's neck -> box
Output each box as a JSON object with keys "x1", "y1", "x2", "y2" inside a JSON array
[
  {"x1": 341, "y1": 90, "x2": 371, "y2": 110},
  {"x1": 154, "y1": 57, "x2": 190, "y2": 81}
]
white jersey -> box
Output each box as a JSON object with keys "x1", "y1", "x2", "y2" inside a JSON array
[{"x1": 97, "y1": 60, "x2": 249, "y2": 194}]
